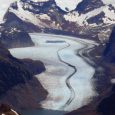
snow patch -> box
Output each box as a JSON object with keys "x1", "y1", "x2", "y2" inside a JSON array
[
  {"x1": 111, "y1": 79, "x2": 115, "y2": 84},
  {"x1": 101, "y1": 0, "x2": 115, "y2": 5},
  {"x1": 38, "y1": 14, "x2": 51, "y2": 20},
  {"x1": 0, "y1": 0, "x2": 17, "y2": 23},
  {"x1": 9, "y1": 1, "x2": 59, "y2": 29},
  {"x1": 31, "y1": 0, "x2": 49, "y2": 2},
  {"x1": 102, "y1": 6, "x2": 115, "y2": 24},
  {"x1": 64, "y1": 6, "x2": 105, "y2": 26},
  {"x1": 55, "y1": 0, "x2": 82, "y2": 12}
]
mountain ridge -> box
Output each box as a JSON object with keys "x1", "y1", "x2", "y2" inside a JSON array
[{"x1": 1, "y1": 0, "x2": 115, "y2": 42}]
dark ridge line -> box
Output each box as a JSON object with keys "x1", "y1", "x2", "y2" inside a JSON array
[{"x1": 57, "y1": 43, "x2": 76, "y2": 109}]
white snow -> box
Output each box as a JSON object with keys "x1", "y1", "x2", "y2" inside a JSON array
[
  {"x1": 64, "y1": 12, "x2": 79, "y2": 22},
  {"x1": 55, "y1": 0, "x2": 82, "y2": 12},
  {"x1": 9, "y1": 33, "x2": 97, "y2": 111},
  {"x1": 64, "y1": 5, "x2": 115, "y2": 26},
  {"x1": 101, "y1": 0, "x2": 115, "y2": 5},
  {"x1": 38, "y1": 14, "x2": 51, "y2": 20},
  {"x1": 0, "y1": 0, "x2": 83, "y2": 23},
  {"x1": 103, "y1": 6, "x2": 115, "y2": 24},
  {"x1": 0, "y1": 0, "x2": 17, "y2": 23},
  {"x1": 9, "y1": 1, "x2": 40, "y2": 26},
  {"x1": 111, "y1": 79, "x2": 115, "y2": 84},
  {"x1": 64, "y1": 6, "x2": 105, "y2": 25},
  {"x1": 9, "y1": 1, "x2": 60, "y2": 29},
  {"x1": 31, "y1": 0, "x2": 49, "y2": 2},
  {"x1": 11, "y1": 109, "x2": 19, "y2": 115},
  {"x1": 1, "y1": 109, "x2": 19, "y2": 115}
]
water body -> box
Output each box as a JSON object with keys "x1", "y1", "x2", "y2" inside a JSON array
[{"x1": 21, "y1": 109, "x2": 65, "y2": 115}]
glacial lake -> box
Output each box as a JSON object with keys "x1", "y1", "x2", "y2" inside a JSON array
[{"x1": 21, "y1": 109, "x2": 66, "y2": 115}]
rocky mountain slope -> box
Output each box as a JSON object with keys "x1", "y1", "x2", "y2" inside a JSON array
[
  {"x1": 0, "y1": 104, "x2": 19, "y2": 115},
  {"x1": 2, "y1": 0, "x2": 115, "y2": 41},
  {"x1": 103, "y1": 26, "x2": 115, "y2": 62},
  {"x1": 0, "y1": 24, "x2": 34, "y2": 48},
  {"x1": 0, "y1": 40, "x2": 47, "y2": 111},
  {"x1": 66, "y1": 26, "x2": 115, "y2": 115}
]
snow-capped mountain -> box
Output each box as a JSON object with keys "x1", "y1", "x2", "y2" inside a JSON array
[{"x1": 2, "y1": 0, "x2": 115, "y2": 41}]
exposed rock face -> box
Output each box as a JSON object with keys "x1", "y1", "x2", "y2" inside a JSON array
[
  {"x1": 0, "y1": 104, "x2": 19, "y2": 115},
  {"x1": 97, "y1": 26, "x2": 115, "y2": 115},
  {"x1": 0, "y1": 42, "x2": 31, "y2": 94},
  {"x1": 76, "y1": 0, "x2": 104, "y2": 14},
  {"x1": 0, "y1": 42, "x2": 47, "y2": 111},
  {"x1": 0, "y1": 77, "x2": 48, "y2": 111},
  {"x1": 97, "y1": 85, "x2": 115, "y2": 115},
  {"x1": 103, "y1": 27, "x2": 115, "y2": 62},
  {"x1": 0, "y1": 25, "x2": 34, "y2": 48},
  {"x1": 21, "y1": 59, "x2": 46, "y2": 75}
]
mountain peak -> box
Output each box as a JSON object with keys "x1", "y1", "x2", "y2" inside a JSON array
[{"x1": 1, "y1": 0, "x2": 115, "y2": 42}]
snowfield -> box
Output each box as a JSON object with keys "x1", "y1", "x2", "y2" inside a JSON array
[
  {"x1": 0, "y1": 0, "x2": 16, "y2": 23},
  {"x1": 55, "y1": 0, "x2": 82, "y2": 12},
  {"x1": 9, "y1": 34, "x2": 98, "y2": 112}
]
